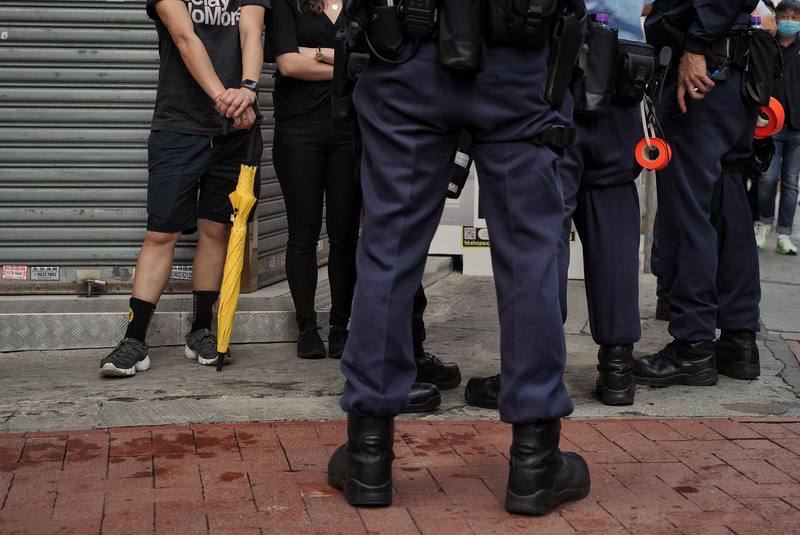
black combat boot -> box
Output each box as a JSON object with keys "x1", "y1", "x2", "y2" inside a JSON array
[
  {"x1": 403, "y1": 382, "x2": 441, "y2": 413},
  {"x1": 633, "y1": 340, "x2": 718, "y2": 387},
  {"x1": 415, "y1": 352, "x2": 462, "y2": 390},
  {"x1": 715, "y1": 330, "x2": 760, "y2": 380},
  {"x1": 506, "y1": 420, "x2": 591, "y2": 516},
  {"x1": 464, "y1": 374, "x2": 500, "y2": 410},
  {"x1": 328, "y1": 415, "x2": 394, "y2": 507},
  {"x1": 596, "y1": 345, "x2": 635, "y2": 406}
]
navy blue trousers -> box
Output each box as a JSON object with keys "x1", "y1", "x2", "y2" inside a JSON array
[
  {"x1": 341, "y1": 43, "x2": 574, "y2": 423},
  {"x1": 558, "y1": 104, "x2": 642, "y2": 347},
  {"x1": 655, "y1": 71, "x2": 761, "y2": 342}
]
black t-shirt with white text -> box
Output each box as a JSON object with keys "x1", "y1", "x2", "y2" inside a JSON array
[{"x1": 146, "y1": 0, "x2": 270, "y2": 135}]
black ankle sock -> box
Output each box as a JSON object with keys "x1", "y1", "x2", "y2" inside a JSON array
[
  {"x1": 124, "y1": 297, "x2": 156, "y2": 343},
  {"x1": 191, "y1": 291, "x2": 219, "y2": 332}
]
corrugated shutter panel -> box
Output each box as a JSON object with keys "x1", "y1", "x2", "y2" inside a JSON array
[{"x1": 0, "y1": 0, "x2": 287, "y2": 293}]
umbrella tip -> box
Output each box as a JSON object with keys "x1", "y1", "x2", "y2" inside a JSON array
[{"x1": 216, "y1": 353, "x2": 225, "y2": 372}]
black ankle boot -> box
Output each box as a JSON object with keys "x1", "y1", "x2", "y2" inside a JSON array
[
  {"x1": 297, "y1": 324, "x2": 326, "y2": 359},
  {"x1": 328, "y1": 415, "x2": 394, "y2": 507},
  {"x1": 415, "y1": 352, "x2": 462, "y2": 390},
  {"x1": 328, "y1": 326, "x2": 349, "y2": 359},
  {"x1": 633, "y1": 340, "x2": 718, "y2": 387},
  {"x1": 506, "y1": 420, "x2": 591, "y2": 516},
  {"x1": 464, "y1": 374, "x2": 500, "y2": 410},
  {"x1": 715, "y1": 330, "x2": 760, "y2": 380},
  {"x1": 402, "y1": 382, "x2": 441, "y2": 413},
  {"x1": 596, "y1": 345, "x2": 635, "y2": 406}
]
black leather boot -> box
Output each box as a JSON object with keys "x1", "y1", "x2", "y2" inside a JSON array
[
  {"x1": 596, "y1": 345, "x2": 635, "y2": 406},
  {"x1": 715, "y1": 330, "x2": 760, "y2": 380},
  {"x1": 402, "y1": 382, "x2": 441, "y2": 413},
  {"x1": 633, "y1": 340, "x2": 718, "y2": 387},
  {"x1": 297, "y1": 324, "x2": 326, "y2": 359},
  {"x1": 328, "y1": 415, "x2": 394, "y2": 507},
  {"x1": 506, "y1": 420, "x2": 591, "y2": 516},
  {"x1": 464, "y1": 374, "x2": 500, "y2": 410},
  {"x1": 415, "y1": 352, "x2": 462, "y2": 390}
]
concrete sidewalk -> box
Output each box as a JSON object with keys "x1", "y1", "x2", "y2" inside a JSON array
[{"x1": 1, "y1": 244, "x2": 799, "y2": 432}]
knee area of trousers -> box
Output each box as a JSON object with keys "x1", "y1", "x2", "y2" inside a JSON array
[
  {"x1": 286, "y1": 238, "x2": 319, "y2": 255},
  {"x1": 144, "y1": 231, "x2": 181, "y2": 247}
]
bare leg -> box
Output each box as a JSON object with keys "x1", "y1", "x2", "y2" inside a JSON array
[
  {"x1": 193, "y1": 219, "x2": 230, "y2": 291},
  {"x1": 131, "y1": 230, "x2": 181, "y2": 304}
]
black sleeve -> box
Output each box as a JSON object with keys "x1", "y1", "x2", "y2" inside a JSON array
[
  {"x1": 684, "y1": 0, "x2": 757, "y2": 53},
  {"x1": 145, "y1": 0, "x2": 161, "y2": 22},
  {"x1": 265, "y1": 0, "x2": 299, "y2": 62}
]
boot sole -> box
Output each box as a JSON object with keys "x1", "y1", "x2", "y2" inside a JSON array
[
  {"x1": 634, "y1": 368, "x2": 718, "y2": 387},
  {"x1": 718, "y1": 361, "x2": 760, "y2": 380},
  {"x1": 505, "y1": 484, "x2": 590, "y2": 516},
  {"x1": 596, "y1": 386, "x2": 635, "y2": 406},
  {"x1": 464, "y1": 389, "x2": 498, "y2": 411},
  {"x1": 403, "y1": 392, "x2": 442, "y2": 414},
  {"x1": 297, "y1": 350, "x2": 326, "y2": 359},
  {"x1": 327, "y1": 473, "x2": 392, "y2": 507}
]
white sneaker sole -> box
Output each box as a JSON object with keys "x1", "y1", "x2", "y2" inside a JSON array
[
  {"x1": 100, "y1": 355, "x2": 151, "y2": 377},
  {"x1": 184, "y1": 345, "x2": 229, "y2": 366}
]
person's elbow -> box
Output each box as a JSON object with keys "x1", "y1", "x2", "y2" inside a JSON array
[{"x1": 275, "y1": 54, "x2": 300, "y2": 77}]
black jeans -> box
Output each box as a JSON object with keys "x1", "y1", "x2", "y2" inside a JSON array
[{"x1": 274, "y1": 107, "x2": 362, "y2": 328}]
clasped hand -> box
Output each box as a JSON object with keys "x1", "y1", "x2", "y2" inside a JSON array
[{"x1": 214, "y1": 87, "x2": 256, "y2": 129}]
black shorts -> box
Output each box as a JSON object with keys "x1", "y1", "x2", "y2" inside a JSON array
[{"x1": 146, "y1": 129, "x2": 262, "y2": 234}]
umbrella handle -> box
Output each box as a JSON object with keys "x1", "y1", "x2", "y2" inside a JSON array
[
  {"x1": 245, "y1": 111, "x2": 263, "y2": 166},
  {"x1": 216, "y1": 352, "x2": 225, "y2": 372}
]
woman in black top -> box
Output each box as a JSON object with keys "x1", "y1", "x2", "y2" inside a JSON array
[{"x1": 266, "y1": 0, "x2": 361, "y2": 359}]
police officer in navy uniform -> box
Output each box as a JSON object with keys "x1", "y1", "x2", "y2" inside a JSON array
[
  {"x1": 327, "y1": 0, "x2": 591, "y2": 515},
  {"x1": 466, "y1": 0, "x2": 655, "y2": 410},
  {"x1": 633, "y1": 0, "x2": 765, "y2": 387}
]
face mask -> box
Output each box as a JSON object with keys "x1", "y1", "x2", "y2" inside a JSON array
[{"x1": 777, "y1": 20, "x2": 800, "y2": 38}]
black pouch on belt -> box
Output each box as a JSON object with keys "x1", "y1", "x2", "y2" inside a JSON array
[
  {"x1": 544, "y1": 0, "x2": 588, "y2": 107},
  {"x1": 366, "y1": 0, "x2": 406, "y2": 58},
  {"x1": 741, "y1": 29, "x2": 783, "y2": 106},
  {"x1": 487, "y1": 0, "x2": 559, "y2": 48},
  {"x1": 573, "y1": 18, "x2": 617, "y2": 116},
  {"x1": 439, "y1": 0, "x2": 483, "y2": 71},
  {"x1": 612, "y1": 40, "x2": 655, "y2": 105}
]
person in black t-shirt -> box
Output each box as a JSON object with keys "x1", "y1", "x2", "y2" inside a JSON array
[
  {"x1": 266, "y1": 0, "x2": 362, "y2": 361},
  {"x1": 100, "y1": 0, "x2": 270, "y2": 378}
]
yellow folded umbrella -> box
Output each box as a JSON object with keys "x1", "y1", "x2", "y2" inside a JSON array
[{"x1": 216, "y1": 121, "x2": 261, "y2": 371}]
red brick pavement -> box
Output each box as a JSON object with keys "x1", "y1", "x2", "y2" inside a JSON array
[{"x1": 1, "y1": 418, "x2": 800, "y2": 534}]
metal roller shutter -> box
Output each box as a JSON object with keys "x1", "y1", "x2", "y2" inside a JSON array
[{"x1": 0, "y1": 0, "x2": 293, "y2": 294}]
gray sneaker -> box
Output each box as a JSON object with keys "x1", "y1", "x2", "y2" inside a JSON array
[
  {"x1": 185, "y1": 328, "x2": 230, "y2": 366},
  {"x1": 100, "y1": 338, "x2": 151, "y2": 378}
]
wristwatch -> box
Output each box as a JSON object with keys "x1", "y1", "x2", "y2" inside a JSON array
[
  {"x1": 240, "y1": 79, "x2": 259, "y2": 94},
  {"x1": 314, "y1": 47, "x2": 325, "y2": 62}
]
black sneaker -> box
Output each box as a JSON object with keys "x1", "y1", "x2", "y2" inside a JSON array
[
  {"x1": 415, "y1": 352, "x2": 462, "y2": 390},
  {"x1": 633, "y1": 340, "x2": 718, "y2": 387},
  {"x1": 100, "y1": 338, "x2": 151, "y2": 378},
  {"x1": 297, "y1": 325, "x2": 326, "y2": 359},
  {"x1": 185, "y1": 328, "x2": 230, "y2": 367},
  {"x1": 464, "y1": 374, "x2": 500, "y2": 410},
  {"x1": 328, "y1": 326, "x2": 349, "y2": 359},
  {"x1": 715, "y1": 330, "x2": 760, "y2": 380}
]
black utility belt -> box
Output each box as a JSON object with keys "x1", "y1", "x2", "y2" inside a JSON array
[
  {"x1": 366, "y1": 0, "x2": 575, "y2": 63},
  {"x1": 573, "y1": 18, "x2": 657, "y2": 117}
]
